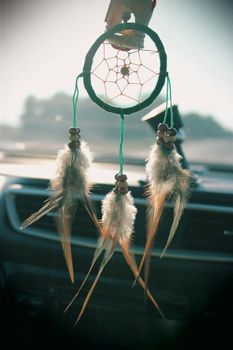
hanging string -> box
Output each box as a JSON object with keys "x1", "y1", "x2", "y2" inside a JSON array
[
  {"x1": 125, "y1": 0, "x2": 130, "y2": 10},
  {"x1": 163, "y1": 73, "x2": 169, "y2": 125},
  {"x1": 163, "y1": 73, "x2": 174, "y2": 128},
  {"x1": 72, "y1": 73, "x2": 83, "y2": 128},
  {"x1": 119, "y1": 110, "x2": 125, "y2": 175},
  {"x1": 168, "y1": 73, "x2": 174, "y2": 128}
]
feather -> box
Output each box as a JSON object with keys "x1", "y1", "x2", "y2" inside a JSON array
[
  {"x1": 21, "y1": 128, "x2": 95, "y2": 283},
  {"x1": 138, "y1": 123, "x2": 191, "y2": 288},
  {"x1": 65, "y1": 174, "x2": 164, "y2": 325}
]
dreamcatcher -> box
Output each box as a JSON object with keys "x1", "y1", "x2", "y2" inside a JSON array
[
  {"x1": 62, "y1": 19, "x2": 167, "y2": 325},
  {"x1": 21, "y1": 0, "x2": 191, "y2": 325}
]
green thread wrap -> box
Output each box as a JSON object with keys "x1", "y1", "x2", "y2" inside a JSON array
[
  {"x1": 119, "y1": 110, "x2": 125, "y2": 175},
  {"x1": 163, "y1": 73, "x2": 174, "y2": 128},
  {"x1": 72, "y1": 73, "x2": 83, "y2": 128}
]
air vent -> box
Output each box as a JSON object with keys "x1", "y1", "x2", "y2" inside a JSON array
[
  {"x1": 7, "y1": 186, "x2": 179, "y2": 249},
  {"x1": 6, "y1": 187, "x2": 101, "y2": 243},
  {"x1": 181, "y1": 210, "x2": 233, "y2": 254},
  {"x1": 6, "y1": 185, "x2": 172, "y2": 249},
  {"x1": 5, "y1": 184, "x2": 233, "y2": 263}
]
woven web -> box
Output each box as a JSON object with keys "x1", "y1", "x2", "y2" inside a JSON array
[{"x1": 90, "y1": 39, "x2": 160, "y2": 108}]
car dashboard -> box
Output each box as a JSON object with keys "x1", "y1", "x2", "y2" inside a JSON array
[{"x1": 0, "y1": 159, "x2": 232, "y2": 349}]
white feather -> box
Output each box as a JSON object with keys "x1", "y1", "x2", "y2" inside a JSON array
[
  {"x1": 51, "y1": 140, "x2": 92, "y2": 196},
  {"x1": 146, "y1": 142, "x2": 190, "y2": 197},
  {"x1": 101, "y1": 190, "x2": 137, "y2": 244},
  {"x1": 144, "y1": 139, "x2": 190, "y2": 261},
  {"x1": 20, "y1": 138, "x2": 94, "y2": 284},
  {"x1": 64, "y1": 189, "x2": 166, "y2": 323}
]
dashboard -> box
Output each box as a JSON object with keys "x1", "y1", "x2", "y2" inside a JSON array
[{"x1": 0, "y1": 159, "x2": 232, "y2": 349}]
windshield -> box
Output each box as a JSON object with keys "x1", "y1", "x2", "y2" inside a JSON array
[{"x1": 1, "y1": 0, "x2": 233, "y2": 166}]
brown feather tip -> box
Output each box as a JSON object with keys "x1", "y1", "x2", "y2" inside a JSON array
[
  {"x1": 121, "y1": 241, "x2": 165, "y2": 319},
  {"x1": 132, "y1": 190, "x2": 168, "y2": 289}
]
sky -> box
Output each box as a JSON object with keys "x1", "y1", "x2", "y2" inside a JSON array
[{"x1": 1, "y1": 0, "x2": 233, "y2": 130}]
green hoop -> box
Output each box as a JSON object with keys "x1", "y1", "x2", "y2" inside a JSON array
[{"x1": 83, "y1": 22, "x2": 167, "y2": 115}]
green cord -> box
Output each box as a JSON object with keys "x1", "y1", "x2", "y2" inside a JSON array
[
  {"x1": 163, "y1": 73, "x2": 169, "y2": 125},
  {"x1": 72, "y1": 73, "x2": 83, "y2": 128},
  {"x1": 119, "y1": 110, "x2": 125, "y2": 175},
  {"x1": 168, "y1": 74, "x2": 174, "y2": 128},
  {"x1": 163, "y1": 73, "x2": 174, "y2": 128},
  {"x1": 125, "y1": 0, "x2": 130, "y2": 10}
]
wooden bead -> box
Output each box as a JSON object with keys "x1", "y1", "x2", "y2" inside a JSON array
[
  {"x1": 115, "y1": 173, "x2": 127, "y2": 181},
  {"x1": 167, "y1": 127, "x2": 177, "y2": 136},
  {"x1": 69, "y1": 127, "x2": 80, "y2": 134},
  {"x1": 115, "y1": 180, "x2": 128, "y2": 188},
  {"x1": 158, "y1": 123, "x2": 168, "y2": 131},
  {"x1": 68, "y1": 140, "x2": 80, "y2": 149},
  {"x1": 165, "y1": 134, "x2": 176, "y2": 143},
  {"x1": 68, "y1": 141, "x2": 76, "y2": 149},
  {"x1": 121, "y1": 66, "x2": 130, "y2": 76},
  {"x1": 157, "y1": 130, "x2": 165, "y2": 138},
  {"x1": 69, "y1": 134, "x2": 80, "y2": 141},
  {"x1": 114, "y1": 186, "x2": 128, "y2": 194}
]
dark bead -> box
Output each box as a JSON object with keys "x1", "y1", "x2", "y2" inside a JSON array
[
  {"x1": 158, "y1": 123, "x2": 168, "y2": 131},
  {"x1": 115, "y1": 180, "x2": 128, "y2": 188},
  {"x1": 115, "y1": 173, "x2": 127, "y2": 181},
  {"x1": 120, "y1": 66, "x2": 130, "y2": 76},
  {"x1": 68, "y1": 141, "x2": 76, "y2": 149},
  {"x1": 69, "y1": 127, "x2": 80, "y2": 134},
  {"x1": 157, "y1": 130, "x2": 164, "y2": 138},
  {"x1": 69, "y1": 134, "x2": 80, "y2": 141},
  {"x1": 167, "y1": 127, "x2": 177, "y2": 136},
  {"x1": 119, "y1": 187, "x2": 128, "y2": 194},
  {"x1": 122, "y1": 11, "x2": 131, "y2": 22},
  {"x1": 68, "y1": 140, "x2": 80, "y2": 149}
]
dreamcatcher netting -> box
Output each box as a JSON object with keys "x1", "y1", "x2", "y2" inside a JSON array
[{"x1": 21, "y1": 0, "x2": 191, "y2": 325}]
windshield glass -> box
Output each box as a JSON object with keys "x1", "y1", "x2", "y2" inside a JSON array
[{"x1": 1, "y1": 0, "x2": 233, "y2": 166}]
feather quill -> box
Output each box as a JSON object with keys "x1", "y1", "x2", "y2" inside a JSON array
[
  {"x1": 65, "y1": 174, "x2": 164, "y2": 326},
  {"x1": 138, "y1": 123, "x2": 191, "y2": 287},
  {"x1": 21, "y1": 128, "x2": 96, "y2": 283}
]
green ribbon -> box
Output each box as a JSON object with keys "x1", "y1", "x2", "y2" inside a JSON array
[
  {"x1": 119, "y1": 110, "x2": 125, "y2": 175},
  {"x1": 163, "y1": 72, "x2": 174, "y2": 128},
  {"x1": 72, "y1": 73, "x2": 83, "y2": 128}
]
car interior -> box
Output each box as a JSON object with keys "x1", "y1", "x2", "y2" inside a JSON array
[{"x1": 1, "y1": 1, "x2": 233, "y2": 349}]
